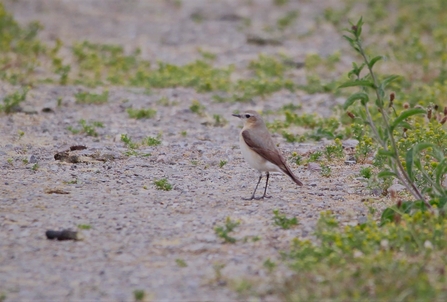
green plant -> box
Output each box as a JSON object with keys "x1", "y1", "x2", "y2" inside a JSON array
[
  {"x1": 276, "y1": 210, "x2": 447, "y2": 300},
  {"x1": 127, "y1": 108, "x2": 156, "y2": 119},
  {"x1": 263, "y1": 258, "x2": 277, "y2": 273},
  {"x1": 273, "y1": 209, "x2": 298, "y2": 229},
  {"x1": 320, "y1": 164, "x2": 331, "y2": 177},
  {"x1": 133, "y1": 289, "x2": 145, "y2": 301},
  {"x1": 0, "y1": 88, "x2": 28, "y2": 114},
  {"x1": 215, "y1": 217, "x2": 240, "y2": 243},
  {"x1": 277, "y1": 10, "x2": 299, "y2": 31},
  {"x1": 340, "y1": 18, "x2": 443, "y2": 210},
  {"x1": 290, "y1": 152, "x2": 302, "y2": 165},
  {"x1": 74, "y1": 91, "x2": 108, "y2": 104},
  {"x1": 31, "y1": 163, "x2": 39, "y2": 171},
  {"x1": 67, "y1": 119, "x2": 103, "y2": 137},
  {"x1": 308, "y1": 151, "x2": 322, "y2": 162},
  {"x1": 190, "y1": 100, "x2": 205, "y2": 115},
  {"x1": 154, "y1": 178, "x2": 172, "y2": 191},
  {"x1": 120, "y1": 134, "x2": 139, "y2": 151},
  {"x1": 360, "y1": 166, "x2": 373, "y2": 179},
  {"x1": 219, "y1": 160, "x2": 227, "y2": 168},
  {"x1": 78, "y1": 224, "x2": 91, "y2": 230},
  {"x1": 213, "y1": 114, "x2": 228, "y2": 127},
  {"x1": 175, "y1": 259, "x2": 187, "y2": 267},
  {"x1": 324, "y1": 139, "x2": 344, "y2": 161},
  {"x1": 145, "y1": 135, "x2": 161, "y2": 146}
]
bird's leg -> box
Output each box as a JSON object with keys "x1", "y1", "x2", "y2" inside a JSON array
[
  {"x1": 243, "y1": 173, "x2": 262, "y2": 200},
  {"x1": 257, "y1": 171, "x2": 272, "y2": 199}
]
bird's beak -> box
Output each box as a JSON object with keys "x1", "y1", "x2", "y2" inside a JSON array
[{"x1": 232, "y1": 114, "x2": 241, "y2": 118}]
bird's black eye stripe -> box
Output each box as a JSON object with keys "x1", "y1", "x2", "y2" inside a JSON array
[{"x1": 245, "y1": 114, "x2": 250, "y2": 118}]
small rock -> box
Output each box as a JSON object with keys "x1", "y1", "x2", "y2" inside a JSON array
[
  {"x1": 28, "y1": 154, "x2": 38, "y2": 164},
  {"x1": 156, "y1": 155, "x2": 167, "y2": 163},
  {"x1": 20, "y1": 106, "x2": 38, "y2": 115},
  {"x1": 343, "y1": 139, "x2": 359, "y2": 149},
  {"x1": 387, "y1": 184, "x2": 406, "y2": 195},
  {"x1": 307, "y1": 162, "x2": 322, "y2": 171},
  {"x1": 358, "y1": 216, "x2": 367, "y2": 224}
]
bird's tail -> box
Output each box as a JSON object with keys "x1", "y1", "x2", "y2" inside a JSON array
[{"x1": 282, "y1": 164, "x2": 303, "y2": 186}]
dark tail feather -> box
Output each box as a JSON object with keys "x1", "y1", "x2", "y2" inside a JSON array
[{"x1": 282, "y1": 164, "x2": 303, "y2": 186}]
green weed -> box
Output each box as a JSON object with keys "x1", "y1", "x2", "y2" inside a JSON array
[
  {"x1": 175, "y1": 259, "x2": 187, "y2": 268},
  {"x1": 67, "y1": 120, "x2": 103, "y2": 137},
  {"x1": 77, "y1": 224, "x2": 91, "y2": 230},
  {"x1": 133, "y1": 290, "x2": 145, "y2": 301},
  {"x1": 145, "y1": 135, "x2": 161, "y2": 146},
  {"x1": 273, "y1": 209, "x2": 298, "y2": 229},
  {"x1": 320, "y1": 165, "x2": 331, "y2": 177},
  {"x1": 154, "y1": 178, "x2": 172, "y2": 191},
  {"x1": 215, "y1": 217, "x2": 240, "y2": 244},
  {"x1": 0, "y1": 88, "x2": 28, "y2": 114},
  {"x1": 74, "y1": 91, "x2": 108, "y2": 104},
  {"x1": 127, "y1": 108, "x2": 156, "y2": 119},
  {"x1": 190, "y1": 100, "x2": 205, "y2": 115},
  {"x1": 121, "y1": 134, "x2": 139, "y2": 149}
]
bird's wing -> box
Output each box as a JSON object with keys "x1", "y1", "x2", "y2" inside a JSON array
[
  {"x1": 242, "y1": 129, "x2": 303, "y2": 186},
  {"x1": 242, "y1": 129, "x2": 283, "y2": 166}
]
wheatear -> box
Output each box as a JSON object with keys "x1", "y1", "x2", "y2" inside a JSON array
[{"x1": 233, "y1": 110, "x2": 303, "y2": 200}]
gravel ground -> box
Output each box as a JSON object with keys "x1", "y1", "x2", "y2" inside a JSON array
[{"x1": 1, "y1": 1, "x2": 375, "y2": 301}]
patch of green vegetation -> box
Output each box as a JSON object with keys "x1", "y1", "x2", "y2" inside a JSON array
[
  {"x1": 145, "y1": 135, "x2": 161, "y2": 146},
  {"x1": 263, "y1": 258, "x2": 277, "y2": 272},
  {"x1": 0, "y1": 88, "x2": 28, "y2": 114},
  {"x1": 175, "y1": 259, "x2": 187, "y2": 267},
  {"x1": 67, "y1": 119, "x2": 104, "y2": 137},
  {"x1": 323, "y1": 139, "x2": 344, "y2": 161},
  {"x1": 189, "y1": 100, "x2": 205, "y2": 115},
  {"x1": 276, "y1": 211, "x2": 447, "y2": 300},
  {"x1": 31, "y1": 163, "x2": 39, "y2": 171},
  {"x1": 127, "y1": 107, "x2": 156, "y2": 119},
  {"x1": 308, "y1": 151, "x2": 322, "y2": 162},
  {"x1": 219, "y1": 160, "x2": 227, "y2": 168},
  {"x1": 268, "y1": 111, "x2": 343, "y2": 142},
  {"x1": 277, "y1": 10, "x2": 299, "y2": 31},
  {"x1": 74, "y1": 91, "x2": 108, "y2": 104},
  {"x1": 154, "y1": 178, "x2": 172, "y2": 191},
  {"x1": 320, "y1": 164, "x2": 331, "y2": 177},
  {"x1": 360, "y1": 166, "x2": 373, "y2": 179},
  {"x1": 273, "y1": 0, "x2": 289, "y2": 6},
  {"x1": 120, "y1": 134, "x2": 139, "y2": 149},
  {"x1": 213, "y1": 114, "x2": 228, "y2": 127},
  {"x1": 215, "y1": 217, "x2": 240, "y2": 244},
  {"x1": 272, "y1": 209, "x2": 298, "y2": 229},
  {"x1": 133, "y1": 289, "x2": 145, "y2": 301},
  {"x1": 77, "y1": 224, "x2": 91, "y2": 230}
]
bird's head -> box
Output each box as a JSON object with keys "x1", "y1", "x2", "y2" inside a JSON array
[{"x1": 232, "y1": 110, "x2": 263, "y2": 127}]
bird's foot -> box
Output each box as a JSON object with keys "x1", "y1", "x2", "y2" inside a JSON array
[
  {"x1": 253, "y1": 195, "x2": 272, "y2": 200},
  {"x1": 242, "y1": 196, "x2": 255, "y2": 200}
]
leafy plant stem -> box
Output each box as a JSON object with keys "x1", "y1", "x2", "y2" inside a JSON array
[{"x1": 346, "y1": 19, "x2": 429, "y2": 208}]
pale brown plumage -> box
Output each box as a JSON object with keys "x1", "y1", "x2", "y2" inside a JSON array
[{"x1": 233, "y1": 110, "x2": 302, "y2": 200}]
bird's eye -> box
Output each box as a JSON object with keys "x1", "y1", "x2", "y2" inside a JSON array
[{"x1": 245, "y1": 114, "x2": 250, "y2": 118}]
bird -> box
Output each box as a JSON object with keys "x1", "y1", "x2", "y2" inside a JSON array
[{"x1": 232, "y1": 110, "x2": 303, "y2": 200}]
